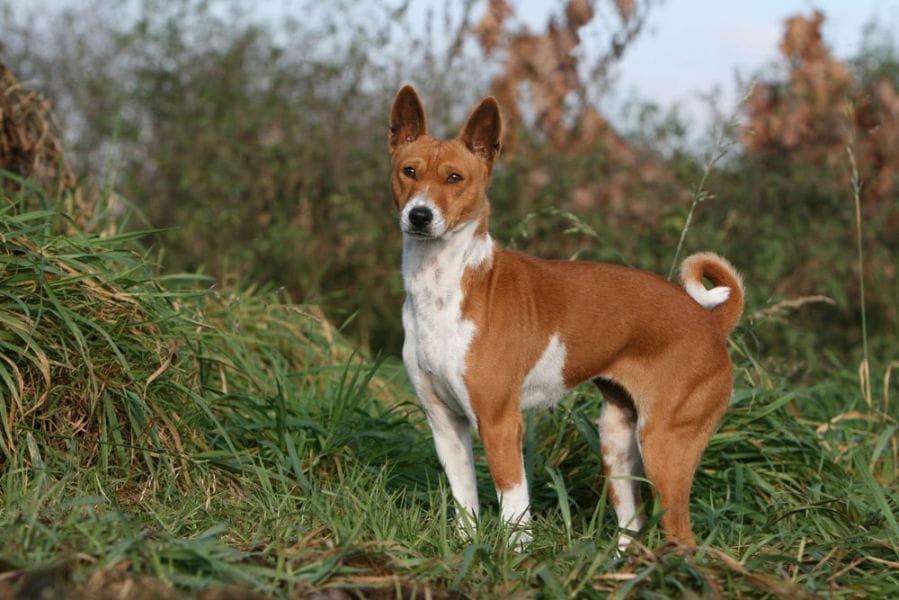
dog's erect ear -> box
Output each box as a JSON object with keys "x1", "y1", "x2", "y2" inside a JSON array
[
  {"x1": 460, "y1": 97, "x2": 502, "y2": 165},
  {"x1": 389, "y1": 85, "x2": 427, "y2": 151}
]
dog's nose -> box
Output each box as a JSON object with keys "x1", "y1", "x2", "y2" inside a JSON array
[{"x1": 408, "y1": 206, "x2": 433, "y2": 229}]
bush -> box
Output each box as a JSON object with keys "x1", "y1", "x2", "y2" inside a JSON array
[{"x1": 2, "y1": 2, "x2": 896, "y2": 376}]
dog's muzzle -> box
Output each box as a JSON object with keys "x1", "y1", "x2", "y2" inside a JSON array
[{"x1": 401, "y1": 195, "x2": 445, "y2": 238}]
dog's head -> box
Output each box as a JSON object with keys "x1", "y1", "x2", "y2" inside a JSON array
[{"x1": 389, "y1": 86, "x2": 502, "y2": 240}]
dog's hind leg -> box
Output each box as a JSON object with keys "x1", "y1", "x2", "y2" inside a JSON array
[
  {"x1": 638, "y1": 372, "x2": 731, "y2": 546},
  {"x1": 596, "y1": 380, "x2": 645, "y2": 551}
]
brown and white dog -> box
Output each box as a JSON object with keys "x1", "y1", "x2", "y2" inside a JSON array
[{"x1": 389, "y1": 85, "x2": 743, "y2": 549}]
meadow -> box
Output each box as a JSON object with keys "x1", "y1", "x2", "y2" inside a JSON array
[
  {"x1": 0, "y1": 172, "x2": 896, "y2": 598},
  {"x1": 1, "y1": 1, "x2": 897, "y2": 597}
]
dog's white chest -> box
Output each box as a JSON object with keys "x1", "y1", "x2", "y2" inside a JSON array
[
  {"x1": 401, "y1": 225, "x2": 493, "y2": 422},
  {"x1": 402, "y1": 286, "x2": 474, "y2": 414}
]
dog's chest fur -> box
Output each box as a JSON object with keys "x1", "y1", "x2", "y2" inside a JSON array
[
  {"x1": 401, "y1": 222, "x2": 572, "y2": 420},
  {"x1": 401, "y1": 222, "x2": 493, "y2": 421}
]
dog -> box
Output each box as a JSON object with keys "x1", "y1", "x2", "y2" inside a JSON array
[{"x1": 389, "y1": 85, "x2": 743, "y2": 549}]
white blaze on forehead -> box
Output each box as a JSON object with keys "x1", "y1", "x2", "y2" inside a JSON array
[
  {"x1": 520, "y1": 334, "x2": 569, "y2": 411},
  {"x1": 685, "y1": 281, "x2": 731, "y2": 309}
]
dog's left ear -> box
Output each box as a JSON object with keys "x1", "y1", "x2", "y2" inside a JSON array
[{"x1": 460, "y1": 97, "x2": 502, "y2": 166}]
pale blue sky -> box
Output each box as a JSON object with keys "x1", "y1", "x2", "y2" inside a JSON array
[
  {"x1": 600, "y1": 0, "x2": 899, "y2": 123},
  {"x1": 488, "y1": 0, "x2": 899, "y2": 131},
  {"x1": 316, "y1": 0, "x2": 899, "y2": 128}
]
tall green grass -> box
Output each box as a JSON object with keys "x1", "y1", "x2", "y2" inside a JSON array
[{"x1": 1, "y1": 179, "x2": 897, "y2": 597}]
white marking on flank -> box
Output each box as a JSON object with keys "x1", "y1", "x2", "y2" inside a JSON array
[{"x1": 520, "y1": 334, "x2": 569, "y2": 411}]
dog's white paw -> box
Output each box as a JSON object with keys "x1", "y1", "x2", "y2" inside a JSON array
[
  {"x1": 614, "y1": 529, "x2": 640, "y2": 554},
  {"x1": 454, "y1": 510, "x2": 478, "y2": 541},
  {"x1": 508, "y1": 526, "x2": 532, "y2": 551}
]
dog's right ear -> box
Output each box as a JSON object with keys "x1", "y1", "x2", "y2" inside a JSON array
[{"x1": 389, "y1": 85, "x2": 427, "y2": 152}]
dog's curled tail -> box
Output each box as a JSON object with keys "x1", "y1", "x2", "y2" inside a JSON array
[{"x1": 680, "y1": 252, "x2": 744, "y2": 335}]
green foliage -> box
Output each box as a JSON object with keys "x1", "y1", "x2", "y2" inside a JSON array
[
  {"x1": 3, "y1": 1, "x2": 897, "y2": 377},
  {"x1": 1, "y1": 0, "x2": 496, "y2": 355}
]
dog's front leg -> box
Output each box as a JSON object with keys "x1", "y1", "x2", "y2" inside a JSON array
[
  {"x1": 419, "y1": 393, "x2": 480, "y2": 532},
  {"x1": 477, "y1": 406, "x2": 531, "y2": 546}
]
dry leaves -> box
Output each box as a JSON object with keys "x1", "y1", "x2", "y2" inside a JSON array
[
  {"x1": 472, "y1": 0, "x2": 678, "y2": 219},
  {"x1": 745, "y1": 11, "x2": 899, "y2": 208}
]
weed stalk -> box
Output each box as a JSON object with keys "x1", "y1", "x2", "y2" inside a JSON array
[
  {"x1": 846, "y1": 144, "x2": 871, "y2": 407},
  {"x1": 667, "y1": 82, "x2": 756, "y2": 280}
]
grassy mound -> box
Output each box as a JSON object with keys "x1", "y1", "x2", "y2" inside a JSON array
[{"x1": 0, "y1": 179, "x2": 374, "y2": 478}]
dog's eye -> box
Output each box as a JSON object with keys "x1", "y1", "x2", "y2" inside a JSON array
[
  {"x1": 402, "y1": 166, "x2": 416, "y2": 179},
  {"x1": 446, "y1": 172, "x2": 463, "y2": 184}
]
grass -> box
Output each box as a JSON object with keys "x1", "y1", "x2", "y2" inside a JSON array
[{"x1": 0, "y1": 180, "x2": 897, "y2": 598}]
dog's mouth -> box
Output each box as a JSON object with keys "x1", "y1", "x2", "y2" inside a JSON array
[
  {"x1": 400, "y1": 215, "x2": 443, "y2": 239},
  {"x1": 400, "y1": 222, "x2": 436, "y2": 239},
  {"x1": 402, "y1": 227, "x2": 437, "y2": 239}
]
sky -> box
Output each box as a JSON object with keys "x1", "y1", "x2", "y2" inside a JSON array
[
  {"x1": 493, "y1": 0, "x2": 899, "y2": 131},
  {"x1": 8, "y1": 0, "x2": 899, "y2": 130},
  {"x1": 597, "y1": 0, "x2": 899, "y2": 124}
]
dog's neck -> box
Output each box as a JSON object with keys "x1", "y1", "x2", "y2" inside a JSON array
[{"x1": 401, "y1": 220, "x2": 494, "y2": 303}]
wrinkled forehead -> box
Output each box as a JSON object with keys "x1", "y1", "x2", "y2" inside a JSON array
[{"x1": 392, "y1": 137, "x2": 480, "y2": 170}]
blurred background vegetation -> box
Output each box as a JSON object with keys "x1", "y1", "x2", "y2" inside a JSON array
[{"x1": 1, "y1": 0, "x2": 896, "y2": 378}]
